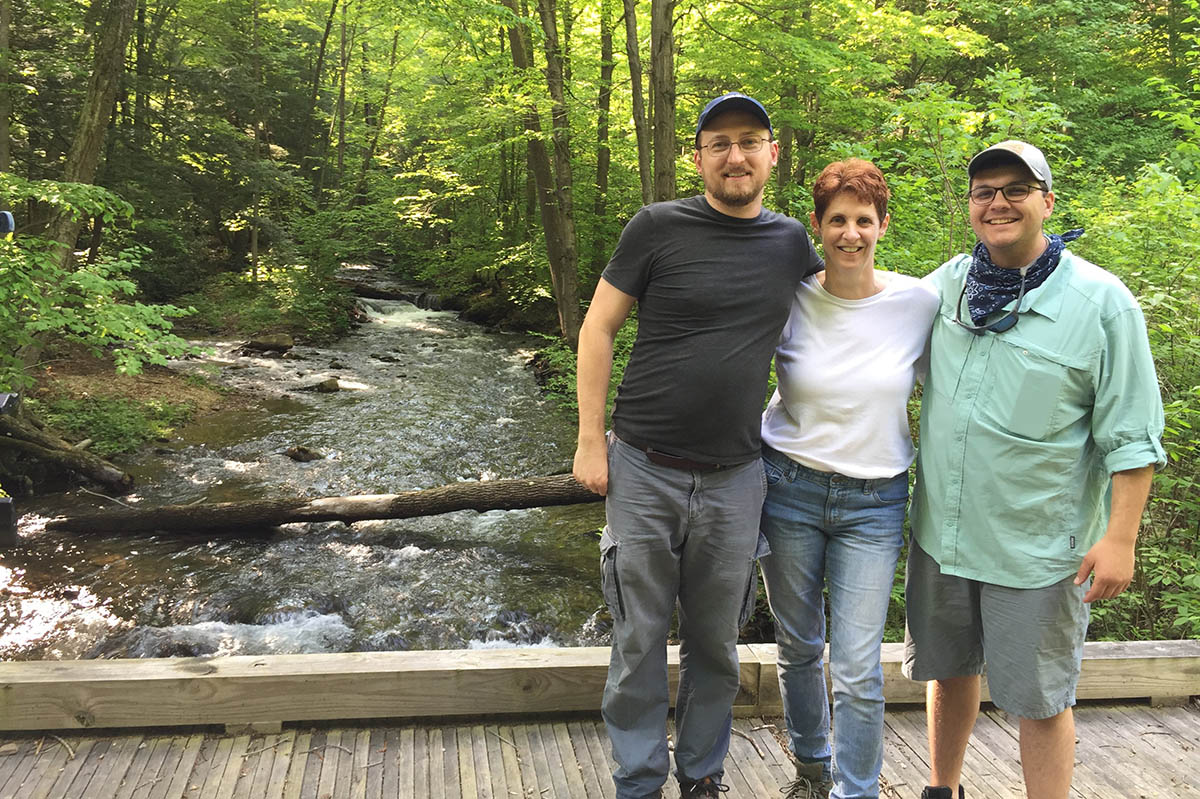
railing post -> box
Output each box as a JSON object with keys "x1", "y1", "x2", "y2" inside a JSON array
[{"x1": 0, "y1": 392, "x2": 21, "y2": 548}]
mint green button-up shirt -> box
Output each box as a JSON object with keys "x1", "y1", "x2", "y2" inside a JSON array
[{"x1": 912, "y1": 250, "x2": 1166, "y2": 589}]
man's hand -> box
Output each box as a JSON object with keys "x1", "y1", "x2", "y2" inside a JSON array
[
  {"x1": 573, "y1": 437, "x2": 609, "y2": 496},
  {"x1": 1075, "y1": 465, "x2": 1154, "y2": 603},
  {"x1": 1075, "y1": 535, "x2": 1136, "y2": 602}
]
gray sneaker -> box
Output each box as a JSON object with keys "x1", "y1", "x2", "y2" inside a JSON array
[{"x1": 780, "y1": 760, "x2": 833, "y2": 799}]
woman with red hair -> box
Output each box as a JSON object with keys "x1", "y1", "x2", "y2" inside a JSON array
[{"x1": 759, "y1": 159, "x2": 938, "y2": 799}]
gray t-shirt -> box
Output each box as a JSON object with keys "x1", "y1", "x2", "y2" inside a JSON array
[{"x1": 602, "y1": 195, "x2": 822, "y2": 464}]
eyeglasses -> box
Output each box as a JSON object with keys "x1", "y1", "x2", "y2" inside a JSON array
[
  {"x1": 967, "y1": 183, "x2": 1047, "y2": 205},
  {"x1": 953, "y1": 267, "x2": 1028, "y2": 335},
  {"x1": 696, "y1": 136, "x2": 770, "y2": 156}
]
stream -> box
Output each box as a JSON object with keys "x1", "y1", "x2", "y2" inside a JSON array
[{"x1": 0, "y1": 267, "x2": 609, "y2": 660}]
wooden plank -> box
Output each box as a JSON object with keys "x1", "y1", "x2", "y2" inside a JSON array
[
  {"x1": 127, "y1": 736, "x2": 173, "y2": 799},
  {"x1": 365, "y1": 729, "x2": 384, "y2": 799},
  {"x1": 881, "y1": 713, "x2": 929, "y2": 798},
  {"x1": 0, "y1": 737, "x2": 25, "y2": 790},
  {"x1": 443, "y1": 725, "x2": 462, "y2": 799},
  {"x1": 579, "y1": 719, "x2": 616, "y2": 799},
  {"x1": 280, "y1": 731, "x2": 311, "y2": 799},
  {"x1": 537, "y1": 722, "x2": 574, "y2": 799},
  {"x1": 159, "y1": 734, "x2": 205, "y2": 799},
  {"x1": 60, "y1": 737, "x2": 110, "y2": 799},
  {"x1": 0, "y1": 738, "x2": 43, "y2": 799},
  {"x1": 33, "y1": 737, "x2": 94, "y2": 799},
  {"x1": 1085, "y1": 705, "x2": 1200, "y2": 795},
  {"x1": 20, "y1": 734, "x2": 72, "y2": 799},
  {"x1": 91, "y1": 736, "x2": 144, "y2": 799},
  {"x1": 566, "y1": 720, "x2": 605, "y2": 797},
  {"x1": 213, "y1": 734, "x2": 249, "y2": 799},
  {"x1": 724, "y1": 719, "x2": 774, "y2": 799},
  {"x1": 523, "y1": 722, "x2": 556, "y2": 798},
  {"x1": 114, "y1": 737, "x2": 161, "y2": 799},
  {"x1": 548, "y1": 721, "x2": 588, "y2": 798},
  {"x1": 245, "y1": 734, "x2": 278, "y2": 799},
  {"x1": 510, "y1": 723, "x2": 542, "y2": 797},
  {"x1": 455, "y1": 726, "x2": 478, "y2": 799},
  {"x1": 414, "y1": 727, "x2": 434, "y2": 799},
  {"x1": 481, "y1": 725, "x2": 507, "y2": 799},
  {"x1": 495, "y1": 725, "x2": 525, "y2": 798},
  {"x1": 315, "y1": 729, "x2": 341, "y2": 799},
  {"x1": 350, "y1": 728, "x2": 371, "y2": 799},
  {"x1": 393, "y1": 728, "x2": 412, "y2": 799}
]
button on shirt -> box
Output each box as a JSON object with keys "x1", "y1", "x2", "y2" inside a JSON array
[{"x1": 912, "y1": 250, "x2": 1166, "y2": 589}]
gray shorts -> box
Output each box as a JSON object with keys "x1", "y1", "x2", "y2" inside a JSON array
[{"x1": 902, "y1": 537, "x2": 1089, "y2": 720}]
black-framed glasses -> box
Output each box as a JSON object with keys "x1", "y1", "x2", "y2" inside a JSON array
[
  {"x1": 953, "y1": 267, "x2": 1028, "y2": 335},
  {"x1": 696, "y1": 136, "x2": 770, "y2": 156},
  {"x1": 967, "y1": 182, "x2": 1047, "y2": 205}
]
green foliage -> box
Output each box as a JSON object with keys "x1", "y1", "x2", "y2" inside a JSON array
[
  {"x1": 25, "y1": 396, "x2": 195, "y2": 458},
  {"x1": 0, "y1": 175, "x2": 198, "y2": 392},
  {"x1": 180, "y1": 258, "x2": 355, "y2": 341},
  {"x1": 536, "y1": 318, "x2": 638, "y2": 412}
]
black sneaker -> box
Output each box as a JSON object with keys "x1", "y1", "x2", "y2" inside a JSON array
[
  {"x1": 679, "y1": 775, "x2": 730, "y2": 797},
  {"x1": 921, "y1": 787, "x2": 964, "y2": 799}
]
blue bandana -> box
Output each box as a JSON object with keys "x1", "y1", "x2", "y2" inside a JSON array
[{"x1": 966, "y1": 229, "x2": 1084, "y2": 325}]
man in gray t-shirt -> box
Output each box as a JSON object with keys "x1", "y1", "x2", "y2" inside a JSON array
[{"x1": 573, "y1": 92, "x2": 821, "y2": 799}]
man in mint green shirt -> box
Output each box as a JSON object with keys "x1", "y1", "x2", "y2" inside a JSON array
[{"x1": 903, "y1": 141, "x2": 1165, "y2": 799}]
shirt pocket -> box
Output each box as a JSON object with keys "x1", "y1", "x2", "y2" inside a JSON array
[{"x1": 980, "y1": 338, "x2": 1089, "y2": 440}]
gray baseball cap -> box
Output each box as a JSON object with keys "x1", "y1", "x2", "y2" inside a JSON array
[
  {"x1": 694, "y1": 92, "x2": 772, "y2": 144},
  {"x1": 968, "y1": 140, "x2": 1053, "y2": 191}
]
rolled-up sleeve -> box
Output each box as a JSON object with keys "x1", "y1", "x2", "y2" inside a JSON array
[{"x1": 1092, "y1": 305, "x2": 1167, "y2": 474}]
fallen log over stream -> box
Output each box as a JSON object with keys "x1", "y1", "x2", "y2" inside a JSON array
[{"x1": 44, "y1": 473, "x2": 603, "y2": 534}]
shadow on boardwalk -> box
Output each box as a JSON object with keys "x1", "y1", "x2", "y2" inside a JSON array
[{"x1": 0, "y1": 701, "x2": 1197, "y2": 798}]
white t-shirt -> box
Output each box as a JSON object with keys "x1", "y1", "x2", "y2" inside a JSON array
[{"x1": 761, "y1": 270, "x2": 940, "y2": 479}]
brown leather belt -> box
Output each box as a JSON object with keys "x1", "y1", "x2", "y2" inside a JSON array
[{"x1": 618, "y1": 435, "x2": 725, "y2": 472}]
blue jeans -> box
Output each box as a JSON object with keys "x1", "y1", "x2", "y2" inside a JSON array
[
  {"x1": 758, "y1": 445, "x2": 908, "y2": 799},
  {"x1": 601, "y1": 436, "x2": 767, "y2": 799}
]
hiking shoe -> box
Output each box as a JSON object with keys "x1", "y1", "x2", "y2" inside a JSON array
[
  {"x1": 678, "y1": 775, "x2": 730, "y2": 797},
  {"x1": 781, "y1": 759, "x2": 833, "y2": 798},
  {"x1": 921, "y1": 787, "x2": 964, "y2": 799}
]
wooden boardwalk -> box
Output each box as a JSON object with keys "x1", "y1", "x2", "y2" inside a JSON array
[{"x1": 0, "y1": 701, "x2": 1196, "y2": 799}]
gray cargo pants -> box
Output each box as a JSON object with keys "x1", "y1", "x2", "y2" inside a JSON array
[{"x1": 600, "y1": 435, "x2": 767, "y2": 798}]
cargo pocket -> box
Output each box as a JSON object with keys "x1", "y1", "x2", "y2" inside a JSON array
[
  {"x1": 738, "y1": 532, "x2": 771, "y2": 628},
  {"x1": 599, "y1": 527, "x2": 624, "y2": 622}
]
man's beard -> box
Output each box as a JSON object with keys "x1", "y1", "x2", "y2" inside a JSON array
[{"x1": 707, "y1": 174, "x2": 763, "y2": 207}]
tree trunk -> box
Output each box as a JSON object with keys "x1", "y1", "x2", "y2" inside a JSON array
[
  {"x1": 502, "y1": 0, "x2": 583, "y2": 348},
  {"x1": 352, "y1": 30, "x2": 400, "y2": 204},
  {"x1": 649, "y1": 0, "x2": 675, "y2": 202},
  {"x1": 621, "y1": 0, "x2": 653, "y2": 205},
  {"x1": 45, "y1": 474, "x2": 601, "y2": 534},
  {"x1": 0, "y1": 416, "x2": 133, "y2": 493},
  {"x1": 0, "y1": 0, "x2": 11, "y2": 177},
  {"x1": 535, "y1": 0, "x2": 583, "y2": 346},
  {"x1": 300, "y1": 0, "x2": 339, "y2": 168},
  {"x1": 592, "y1": 0, "x2": 614, "y2": 276},
  {"x1": 43, "y1": 0, "x2": 138, "y2": 261}
]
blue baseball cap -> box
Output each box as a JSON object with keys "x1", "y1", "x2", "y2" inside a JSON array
[{"x1": 694, "y1": 92, "x2": 772, "y2": 144}]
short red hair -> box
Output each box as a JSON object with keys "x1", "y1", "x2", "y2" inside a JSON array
[{"x1": 812, "y1": 158, "x2": 890, "y2": 222}]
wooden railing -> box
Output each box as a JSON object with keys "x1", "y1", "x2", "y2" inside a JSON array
[{"x1": 1, "y1": 640, "x2": 1197, "y2": 733}]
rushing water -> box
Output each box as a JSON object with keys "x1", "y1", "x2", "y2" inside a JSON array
[{"x1": 0, "y1": 271, "x2": 609, "y2": 660}]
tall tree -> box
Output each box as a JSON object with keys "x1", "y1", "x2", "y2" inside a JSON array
[
  {"x1": 649, "y1": 0, "x2": 675, "y2": 201},
  {"x1": 44, "y1": 0, "x2": 138, "y2": 261},
  {"x1": 622, "y1": 0, "x2": 652, "y2": 204},
  {"x1": 592, "y1": 0, "x2": 615, "y2": 275},
  {"x1": 500, "y1": 0, "x2": 582, "y2": 346},
  {"x1": 0, "y1": 0, "x2": 11, "y2": 177}
]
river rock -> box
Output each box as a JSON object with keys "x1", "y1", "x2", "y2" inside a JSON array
[
  {"x1": 240, "y1": 334, "x2": 295, "y2": 353},
  {"x1": 285, "y1": 446, "x2": 324, "y2": 462},
  {"x1": 315, "y1": 378, "x2": 340, "y2": 393}
]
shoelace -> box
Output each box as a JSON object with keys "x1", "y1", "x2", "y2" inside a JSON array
[
  {"x1": 687, "y1": 778, "x2": 730, "y2": 797},
  {"x1": 780, "y1": 774, "x2": 824, "y2": 799}
]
